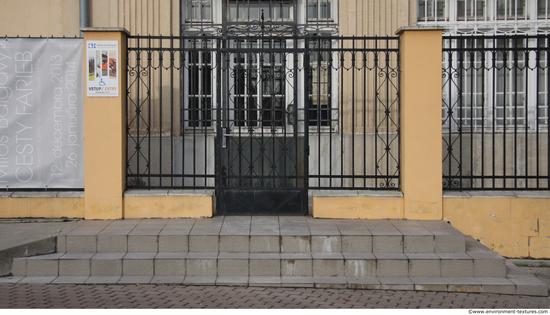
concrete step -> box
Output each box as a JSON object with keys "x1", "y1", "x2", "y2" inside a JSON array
[
  {"x1": 12, "y1": 249, "x2": 506, "y2": 278},
  {"x1": 6, "y1": 218, "x2": 546, "y2": 296},
  {"x1": 57, "y1": 219, "x2": 466, "y2": 255}
]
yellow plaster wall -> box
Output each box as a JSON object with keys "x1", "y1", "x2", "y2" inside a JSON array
[
  {"x1": 124, "y1": 195, "x2": 213, "y2": 219},
  {"x1": 312, "y1": 196, "x2": 404, "y2": 219},
  {"x1": 399, "y1": 29, "x2": 443, "y2": 220},
  {"x1": 443, "y1": 195, "x2": 550, "y2": 258},
  {"x1": 83, "y1": 29, "x2": 128, "y2": 220},
  {"x1": 0, "y1": 196, "x2": 84, "y2": 218}
]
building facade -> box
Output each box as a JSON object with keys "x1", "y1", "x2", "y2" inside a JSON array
[{"x1": 0, "y1": 0, "x2": 549, "y2": 258}]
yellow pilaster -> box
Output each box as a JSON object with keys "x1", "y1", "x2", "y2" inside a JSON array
[
  {"x1": 398, "y1": 27, "x2": 444, "y2": 220},
  {"x1": 82, "y1": 28, "x2": 128, "y2": 220}
]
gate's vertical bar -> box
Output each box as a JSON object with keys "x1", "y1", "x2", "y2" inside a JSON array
[
  {"x1": 159, "y1": 38, "x2": 164, "y2": 187},
  {"x1": 513, "y1": 37, "x2": 519, "y2": 188},
  {"x1": 362, "y1": 38, "x2": 367, "y2": 188},
  {"x1": 351, "y1": 38, "x2": 356, "y2": 188},
  {"x1": 147, "y1": 37, "x2": 152, "y2": 188},
  {"x1": 374, "y1": 39, "x2": 379, "y2": 188},
  {"x1": 304, "y1": 37, "x2": 310, "y2": 204},
  {"x1": 458, "y1": 39, "x2": 463, "y2": 190},
  {"x1": 469, "y1": 38, "x2": 474, "y2": 188},
  {"x1": 179, "y1": 33, "x2": 191, "y2": 187},
  {"x1": 535, "y1": 36, "x2": 541, "y2": 189},
  {"x1": 192, "y1": 39, "x2": 197, "y2": 188},
  {"x1": 292, "y1": 37, "x2": 298, "y2": 190},
  {"x1": 492, "y1": 36, "x2": 497, "y2": 189},
  {"x1": 319, "y1": 37, "x2": 324, "y2": 187},
  {"x1": 339, "y1": 38, "x2": 344, "y2": 188},
  {"x1": 215, "y1": 36, "x2": 223, "y2": 212},
  {"x1": 170, "y1": 37, "x2": 175, "y2": 187},
  {"x1": 547, "y1": 35, "x2": 550, "y2": 189},
  {"x1": 502, "y1": 39, "x2": 509, "y2": 188},
  {"x1": 481, "y1": 41, "x2": 486, "y2": 189},
  {"x1": 385, "y1": 37, "x2": 391, "y2": 188},
  {"x1": 136, "y1": 37, "x2": 142, "y2": 187},
  {"x1": 524, "y1": 38, "x2": 530, "y2": 188}
]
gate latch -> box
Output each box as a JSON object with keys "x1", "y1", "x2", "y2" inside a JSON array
[{"x1": 286, "y1": 104, "x2": 295, "y2": 126}]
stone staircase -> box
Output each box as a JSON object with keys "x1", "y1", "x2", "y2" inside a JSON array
[{"x1": 8, "y1": 217, "x2": 548, "y2": 296}]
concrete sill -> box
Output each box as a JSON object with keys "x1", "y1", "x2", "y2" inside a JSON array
[
  {"x1": 124, "y1": 189, "x2": 214, "y2": 197},
  {"x1": 309, "y1": 190, "x2": 403, "y2": 198},
  {"x1": 443, "y1": 190, "x2": 550, "y2": 199},
  {"x1": 0, "y1": 191, "x2": 84, "y2": 198}
]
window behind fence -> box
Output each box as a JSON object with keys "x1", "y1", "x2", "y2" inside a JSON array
[{"x1": 443, "y1": 35, "x2": 549, "y2": 190}]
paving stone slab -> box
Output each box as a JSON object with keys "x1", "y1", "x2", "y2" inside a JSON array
[
  {"x1": 372, "y1": 235, "x2": 403, "y2": 253},
  {"x1": 155, "y1": 252, "x2": 187, "y2": 259},
  {"x1": 127, "y1": 235, "x2": 158, "y2": 252},
  {"x1": 218, "y1": 258, "x2": 249, "y2": 276},
  {"x1": 346, "y1": 276, "x2": 381, "y2": 290},
  {"x1": 59, "y1": 259, "x2": 91, "y2": 276},
  {"x1": 219, "y1": 235, "x2": 249, "y2": 252},
  {"x1": 52, "y1": 276, "x2": 89, "y2": 284},
  {"x1": 216, "y1": 276, "x2": 249, "y2": 286},
  {"x1": 84, "y1": 276, "x2": 121, "y2": 284},
  {"x1": 508, "y1": 276, "x2": 549, "y2": 296},
  {"x1": 281, "y1": 258, "x2": 313, "y2": 277},
  {"x1": 11, "y1": 258, "x2": 26, "y2": 276},
  {"x1": 154, "y1": 258, "x2": 185, "y2": 276},
  {"x1": 248, "y1": 276, "x2": 282, "y2": 287},
  {"x1": 345, "y1": 259, "x2": 376, "y2": 277},
  {"x1": 313, "y1": 276, "x2": 347, "y2": 289},
  {"x1": 183, "y1": 276, "x2": 217, "y2": 285},
  {"x1": 118, "y1": 276, "x2": 153, "y2": 284},
  {"x1": 97, "y1": 235, "x2": 128, "y2": 252},
  {"x1": 342, "y1": 235, "x2": 373, "y2": 253},
  {"x1": 376, "y1": 259, "x2": 408, "y2": 277},
  {"x1": 250, "y1": 235, "x2": 280, "y2": 253},
  {"x1": 19, "y1": 276, "x2": 56, "y2": 284},
  {"x1": 281, "y1": 276, "x2": 315, "y2": 287},
  {"x1": 342, "y1": 253, "x2": 376, "y2": 260},
  {"x1": 0, "y1": 276, "x2": 23, "y2": 284},
  {"x1": 158, "y1": 235, "x2": 188, "y2": 252},
  {"x1": 363, "y1": 220, "x2": 402, "y2": 235},
  {"x1": 151, "y1": 276, "x2": 185, "y2": 284},
  {"x1": 250, "y1": 259, "x2": 281, "y2": 276}
]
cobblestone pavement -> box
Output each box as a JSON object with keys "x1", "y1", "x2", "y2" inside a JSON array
[{"x1": 0, "y1": 284, "x2": 549, "y2": 308}]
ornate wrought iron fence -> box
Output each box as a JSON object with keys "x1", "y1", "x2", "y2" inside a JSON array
[
  {"x1": 126, "y1": 33, "x2": 400, "y2": 190},
  {"x1": 443, "y1": 34, "x2": 550, "y2": 190}
]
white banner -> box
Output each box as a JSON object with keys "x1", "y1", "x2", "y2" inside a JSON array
[{"x1": 0, "y1": 38, "x2": 84, "y2": 188}]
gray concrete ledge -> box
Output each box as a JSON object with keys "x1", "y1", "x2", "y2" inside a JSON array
[
  {"x1": 510, "y1": 259, "x2": 550, "y2": 268},
  {"x1": 81, "y1": 27, "x2": 130, "y2": 35},
  {"x1": 2, "y1": 191, "x2": 84, "y2": 198},
  {"x1": 124, "y1": 189, "x2": 214, "y2": 197},
  {"x1": 443, "y1": 191, "x2": 550, "y2": 199},
  {"x1": 396, "y1": 26, "x2": 447, "y2": 35},
  {"x1": 310, "y1": 190, "x2": 403, "y2": 198},
  {"x1": 0, "y1": 237, "x2": 57, "y2": 276}
]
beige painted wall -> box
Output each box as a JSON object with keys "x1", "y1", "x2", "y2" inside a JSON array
[
  {"x1": 0, "y1": 0, "x2": 80, "y2": 37},
  {"x1": 1, "y1": 0, "x2": 416, "y2": 37},
  {"x1": 339, "y1": 0, "x2": 416, "y2": 36},
  {"x1": 0, "y1": 0, "x2": 180, "y2": 37}
]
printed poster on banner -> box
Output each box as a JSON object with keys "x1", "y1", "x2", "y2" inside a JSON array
[
  {"x1": 0, "y1": 38, "x2": 84, "y2": 189},
  {"x1": 87, "y1": 41, "x2": 119, "y2": 97}
]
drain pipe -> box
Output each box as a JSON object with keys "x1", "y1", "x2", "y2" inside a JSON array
[{"x1": 80, "y1": 0, "x2": 89, "y2": 37}]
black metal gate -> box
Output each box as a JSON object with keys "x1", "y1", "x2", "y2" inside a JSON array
[
  {"x1": 215, "y1": 25, "x2": 309, "y2": 215},
  {"x1": 126, "y1": 28, "x2": 401, "y2": 216}
]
